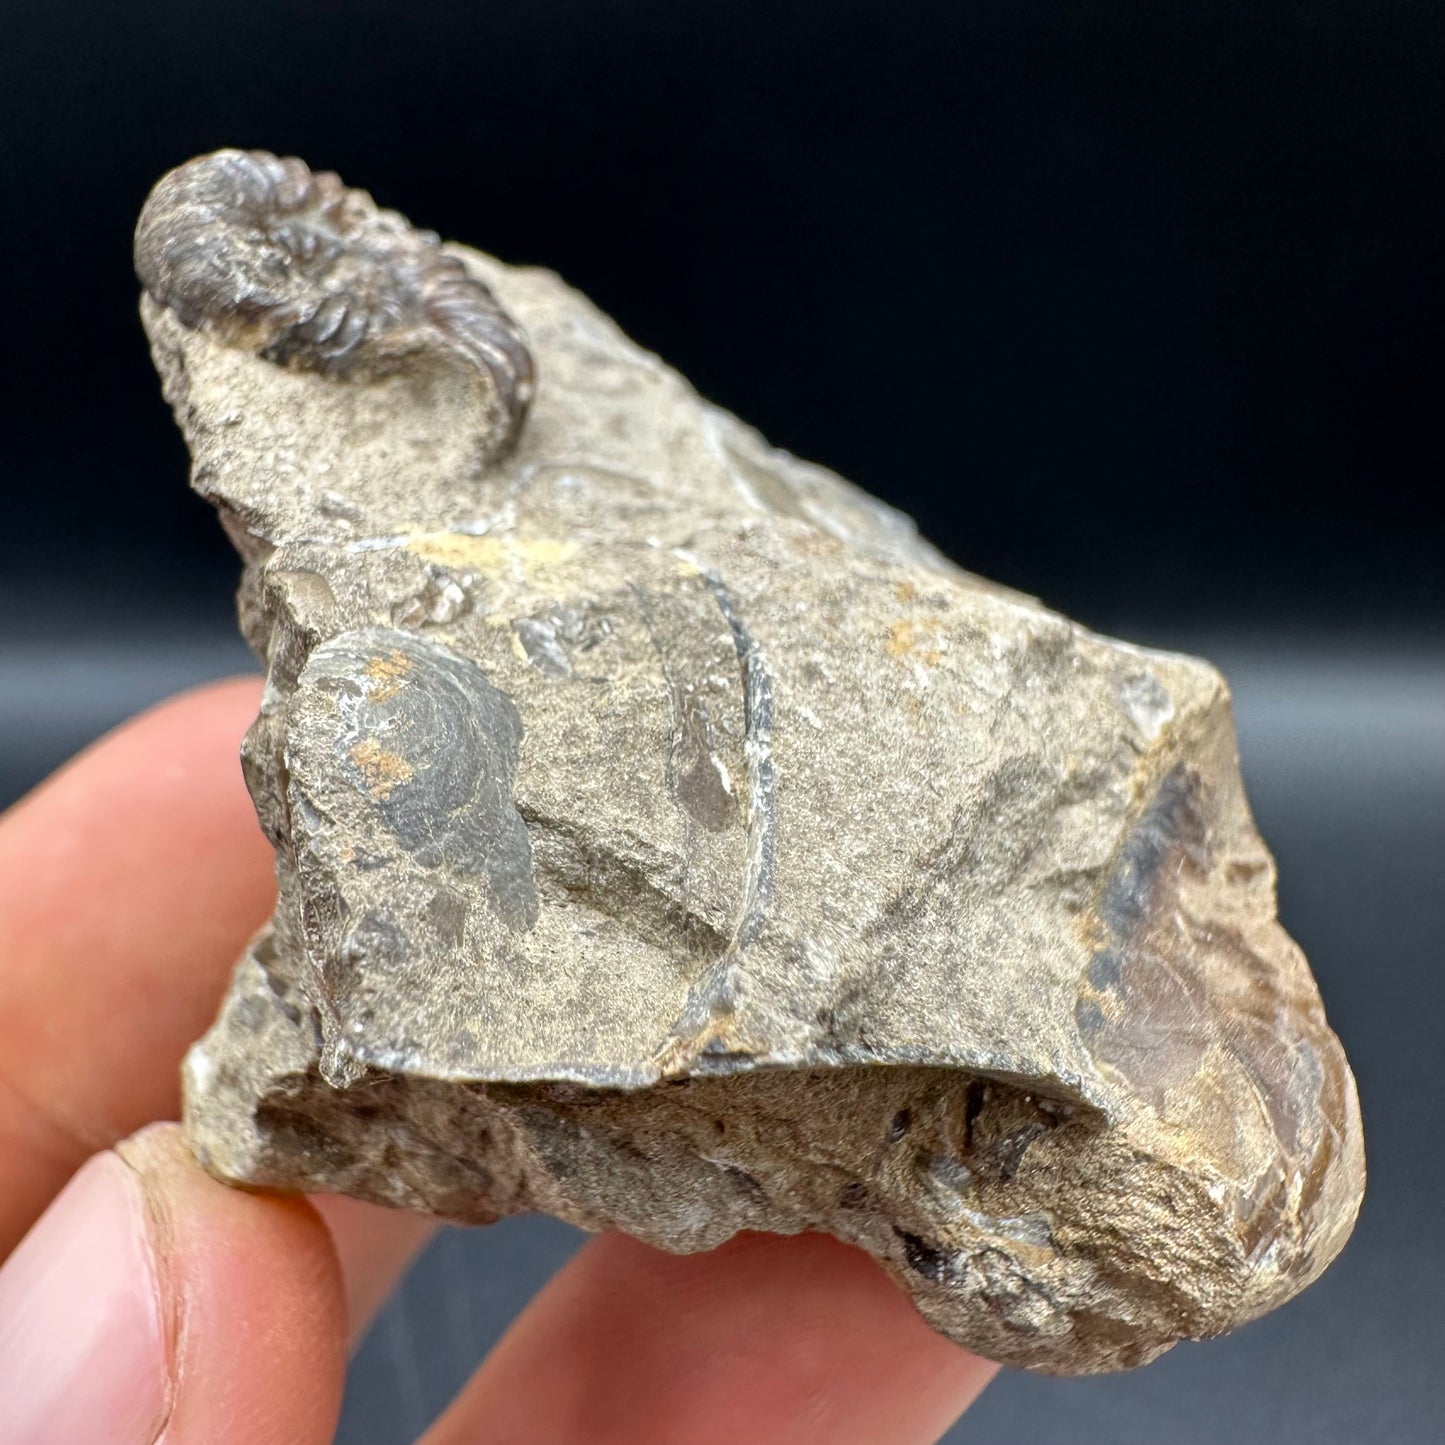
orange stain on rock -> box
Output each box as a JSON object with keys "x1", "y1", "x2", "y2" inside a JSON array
[
  {"x1": 350, "y1": 737, "x2": 414, "y2": 799},
  {"x1": 363, "y1": 649, "x2": 412, "y2": 701}
]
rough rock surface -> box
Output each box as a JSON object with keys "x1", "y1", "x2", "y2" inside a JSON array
[{"x1": 138, "y1": 151, "x2": 1364, "y2": 1374}]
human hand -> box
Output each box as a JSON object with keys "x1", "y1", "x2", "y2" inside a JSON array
[{"x1": 0, "y1": 678, "x2": 997, "y2": 1443}]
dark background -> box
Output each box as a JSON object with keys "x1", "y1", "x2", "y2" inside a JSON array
[{"x1": 1, "y1": 3, "x2": 1440, "y2": 1442}]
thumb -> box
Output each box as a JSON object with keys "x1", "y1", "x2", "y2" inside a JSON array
[{"x1": 0, "y1": 1123, "x2": 347, "y2": 1445}]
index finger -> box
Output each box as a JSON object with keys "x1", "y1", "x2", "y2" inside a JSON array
[
  {"x1": 0, "y1": 679, "x2": 458, "y2": 1344},
  {"x1": 0, "y1": 678, "x2": 275, "y2": 1251}
]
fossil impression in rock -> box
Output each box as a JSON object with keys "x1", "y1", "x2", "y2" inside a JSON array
[{"x1": 138, "y1": 150, "x2": 1364, "y2": 1374}]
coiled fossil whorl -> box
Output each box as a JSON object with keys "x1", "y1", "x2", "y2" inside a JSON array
[{"x1": 135, "y1": 149, "x2": 533, "y2": 460}]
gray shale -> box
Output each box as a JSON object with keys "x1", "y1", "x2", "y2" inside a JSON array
[{"x1": 138, "y1": 150, "x2": 1364, "y2": 1374}]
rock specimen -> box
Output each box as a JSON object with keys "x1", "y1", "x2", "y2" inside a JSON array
[{"x1": 137, "y1": 150, "x2": 1364, "y2": 1374}]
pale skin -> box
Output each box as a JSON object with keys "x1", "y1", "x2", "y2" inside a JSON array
[{"x1": 0, "y1": 678, "x2": 997, "y2": 1443}]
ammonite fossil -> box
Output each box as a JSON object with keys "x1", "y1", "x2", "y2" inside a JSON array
[{"x1": 135, "y1": 149, "x2": 533, "y2": 461}]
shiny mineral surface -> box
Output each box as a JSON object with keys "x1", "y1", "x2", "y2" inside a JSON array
[{"x1": 140, "y1": 151, "x2": 1364, "y2": 1375}]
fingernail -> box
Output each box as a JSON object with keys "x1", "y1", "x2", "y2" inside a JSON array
[{"x1": 0, "y1": 1152, "x2": 170, "y2": 1445}]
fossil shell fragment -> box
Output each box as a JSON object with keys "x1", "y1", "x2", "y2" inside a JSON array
[{"x1": 139, "y1": 151, "x2": 1364, "y2": 1375}]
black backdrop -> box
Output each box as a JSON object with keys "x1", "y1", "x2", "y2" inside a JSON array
[
  {"x1": 1, "y1": 0, "x2": 1439, "y2": 635},
  {"x1": 1, "y1": 5, "x2": 1441, "y2": 1444}
]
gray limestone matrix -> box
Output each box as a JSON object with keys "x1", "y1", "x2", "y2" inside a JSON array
[{"x1": 136, "y1": 151, "x2": 1364, "y2": 1374}]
